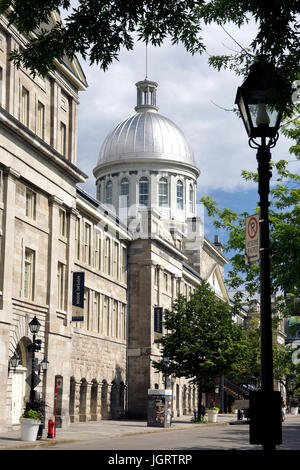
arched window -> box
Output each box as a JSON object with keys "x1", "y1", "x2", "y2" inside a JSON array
[
  {"x1": 120, "y1": 178, "x2": 129, "y2": 207},
  {"x1": 189, "y1": 184, "x2": 194, "y2": 213},
  {"x1": 105, "y1": 181, "x2": 112, "y2": 205},
  {"x1": 139, "y1": 177, "x2": 149, "y2": 207},
  {"x1": 176, "y1": 180, "x2": 183, "y2": 210},
  {"x1": 158, "y1": 178, "x2": 168, "y2": 207}
]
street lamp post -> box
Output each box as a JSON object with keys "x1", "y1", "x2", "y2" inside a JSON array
[
  {"x1": 235, "y1": 61, "x2": 283, "y2": 451},
  {"x1": 28, "y1": 316, "x2": 42, "y2": 401}
]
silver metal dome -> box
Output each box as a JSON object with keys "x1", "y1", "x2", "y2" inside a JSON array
[{"x1": 97, "y1": 111, "x2": 197, "y2": 167}]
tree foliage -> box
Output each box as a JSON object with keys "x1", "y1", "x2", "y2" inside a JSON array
[
  {"x1": 0, "y1": 1, "x2": 299, "y2": 113},
  {"x1": 201, "y1": 105, "x2": 300, "y2": 301},
  {"x1": 152, "y1": 280, "x2": 244, "y2": 414}
]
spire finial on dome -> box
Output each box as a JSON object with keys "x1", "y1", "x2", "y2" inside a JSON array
[{"x1": 135, "y1": 77, "x2": 159, "y2": 113}]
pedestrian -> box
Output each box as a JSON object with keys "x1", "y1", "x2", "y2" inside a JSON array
[
  {"x1": 200, "y1": 402, "x2": 206, "y2": 421},
  {"x1": 281, "y1": 398, "x2": 287, "y2": 422}
]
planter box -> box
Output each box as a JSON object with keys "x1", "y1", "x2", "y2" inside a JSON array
[
  {"x1": 207, "y1": 410, "x2": 219, "y2": 423},
  {"x1": 290, "y1": 407, "x2": 299, "y2": 415},
  {"x1": 20, "y1": 418, "x2": 41, "y2": 441}
]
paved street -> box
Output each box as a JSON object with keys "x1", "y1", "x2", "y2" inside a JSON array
[
  {"x1": 1, "y1": 413, "x2": 300, "y2": 456},
  {"x1": 37, "y1": 416, "x2": 300, "y2": 451}
]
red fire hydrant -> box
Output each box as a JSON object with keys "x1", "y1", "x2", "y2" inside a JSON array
[{"x1": 47, "y1": 419, "x2": 55, "y2": 438}]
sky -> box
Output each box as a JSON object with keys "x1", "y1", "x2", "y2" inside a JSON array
[{"x1": 65, "y1": 4, "x2": 297, "y2": 267}]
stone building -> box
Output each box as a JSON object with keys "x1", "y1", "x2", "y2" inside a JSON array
[{"x1": 0, "y1": 12, "x2": 244, "y2": 432}]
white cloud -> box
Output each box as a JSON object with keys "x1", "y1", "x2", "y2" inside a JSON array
[{"x1": 74, "y1": 17, "x2": 293, "y2": 198}]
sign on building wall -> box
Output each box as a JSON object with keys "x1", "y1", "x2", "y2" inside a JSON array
[
  {"x1": 154, "y1": 307, "x2": 163, "y2": 342},
  {"x1": 245, "y1": 214, "x2": 260, "y2": 264},
  {"x1": 72, "y1": 272, "x2": 85, "y2": 321}
]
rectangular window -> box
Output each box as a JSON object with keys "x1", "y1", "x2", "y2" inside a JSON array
[
  {"x1": 164, "y1": 273, "x2": 168, "y2": 292},
  {"x1": 113, "y1": 241, "x2": 119, "y2": 279},
  {"x1": 94, "y1": 291, "x2": 100, "y2": 333},
  {"x1": 24, "y1": 248, "x2": 35, "y2": 300},
  {"x1": 121, "y1": 246, "x2": 126, "y2": 283},
  {"x1": 94, "y1": 231, "x2": 101, "y2": 271},
  {"x1": 75, "y1": 217, "x2": 80, "y2": 260},
  {"x1": 104, "y1": 237, "x2": 111, "y2": 275},
  {"x1": 84, "y1": 223, "x2": 91, "y2": 265},
  {"x1": 25, "y1": 188, "x2": 36, "y2": 220},
  {"x1": 120, "y1": 303, "x2": 126, "y2": 340},
  {"x1": 21, "y1": 87, "x2": 29, "y2": 126},
  {"x1": 84, "y1": 288, "x2": 90, "y2": 330},
  {"x1": 37, "y1": 101, "x2": 45, "y2": 139},
  {"x1": 60, "y1": 121, "x2": 66, "y2": 156},
  {"x1": 57, "y1": 262, "x2": 65, "y2": 310},
  {"x1": 59, "y1": 209, "x2": 66, "y2": 237},
  {"x1": 112, "y1": 299, "x2": 118, "y2": 337},
  {"x1": 103, "y1": 295, "x2": 109, "y2": 336}
]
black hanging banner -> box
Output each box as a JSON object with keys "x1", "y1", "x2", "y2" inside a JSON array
[{"x1": 72, "y1": 272, "x2": 85, "y2": 321}]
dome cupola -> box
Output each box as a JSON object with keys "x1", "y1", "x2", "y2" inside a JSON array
[{"x1": 93, "y1": 78, "x2": 200, "y2": 226}]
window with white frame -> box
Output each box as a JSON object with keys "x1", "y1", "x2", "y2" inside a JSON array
[
  {"x1": 25, "y1": 188, "x2": 36, "y2": 220},
  {"x1": 37, "y1": 101, "x2": 45, "y2": 139},
  {"x1": 113, "y1": 241, "x2": 119, "y2": 279},
  {"x1": 57, "y1": 262, "x2": 65, "y2": 310},
  {"x1": 84, "y1": 222, "x2": 91, "y2": 265},
  {"x1": 21, "y1": 86, "x2": 29, "y2": 126},
  {"x1": 120, "y1": 178, "x2": 129, "y2": 207},
  {"x1": 177, "y1": 180, "x2": 183, "y2": 210},
  {"x1": 158, "y1": 177, "x2": 168, "y2": 207},
  {"x1": 24, "y1": 248, "x2": 35, "y2": 300},
  {"x1": 121, "y1": 246, "x2": 127, "y2": 283},
  {"x1": 189, "y1": 184, "x2": 194, "y2": 213},
  {"x1": 84, "y1": 288, "x2": 90, "y2": 330},
  {"x1": 75, "y1": 216, "x2": 80, "y2": 260},
  {"x1": 112, "y1": 299, "x2": 118, "y2": 337},
  {"x1": 60, "y1": 121, "x2": 67, "y2": 156},
  {"x1": 59, "y1": 208, "x2": 66, "y2": 237},
  {"x1": 103, "y1": 295, "x2": 109, "y2": 336},
  {"x1": 120, "y1": 303, "x2": 126, "y2": 340},
  {"x1": 105, "y1": 181, "x2": 112, "y2": 205},
  {"x1": 139, "y1": 177, "x2": 149, "y2": 207},
  {"x1": 94, "y1": 230, "x2": 101, "y2": 271},
  {"x1": 94, "y1": 291, "x2": 101, "y2": 333},
  {"x1": 104, "y1": 237, "x2": 111, "y2": 275}
]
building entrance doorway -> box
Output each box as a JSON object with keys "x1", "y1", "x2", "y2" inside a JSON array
[
  {"x1": 11, "y1": 339, "x2": 30, "y2": 425},
  {"x1": 11, "y1": 367, "x2": 27, "y2": 425}
]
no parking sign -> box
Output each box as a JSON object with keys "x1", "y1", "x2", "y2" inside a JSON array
[{"x1": 245, "y1": 214, "x2": 260, "y2": 264}]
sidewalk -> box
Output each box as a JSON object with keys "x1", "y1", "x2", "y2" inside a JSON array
[{"x1": 0, "y1": 413, "x2": 235, "y2": 450}]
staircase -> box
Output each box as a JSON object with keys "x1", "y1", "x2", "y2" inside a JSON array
[{"x1": 222, "y1": 378, "x2": 250, "y2": 400}]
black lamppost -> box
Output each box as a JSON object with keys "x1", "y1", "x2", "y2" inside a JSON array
[
  {"x1": 28, "y1": 316, "x2": 42, "y2": 401},
  {"x1": 235, "y1": 61, "x2": 283, "y2": 451}
]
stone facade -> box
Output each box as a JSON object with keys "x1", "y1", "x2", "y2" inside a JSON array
[{"x1": 0, "y1": 12, "x2": 244, "y2": 433}]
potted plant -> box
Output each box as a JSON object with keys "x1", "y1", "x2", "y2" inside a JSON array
[
  {"x1": 20, "y1": 400, "x2": 46, "y2": 442},
  {"x1": 290, "y1": 399, "x2": 299, "y2": 415},
  {"x1": 207, "y1": 399, "x2": 220, "y2": 423},
  {"x1": 20, "y1": 409, "x2": 42, "y2": 442}
]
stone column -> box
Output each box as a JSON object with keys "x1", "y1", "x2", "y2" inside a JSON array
[
  {"x1": 73, "y1": 380, "x2": 81, "y2": 423},
  {"x1": 47, "y1": 195, "x2": 62, "y2": 330},
  {"x1": 66, "y1": 206, "x2": 79, "y2": 326},
  {"x1": 0, "y1": 167, "x2": 20, "y2": 431}
]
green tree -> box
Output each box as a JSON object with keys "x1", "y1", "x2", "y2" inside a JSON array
[
  {"x1": 0, "y1": 1, "x2": 299, "y2": 112},
  {"x1": 201, "y1": 105, "x2": 300, "y2": 301},
  {"x1": 152, "y1": 280, "x2": 244, "y2": 417}
]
